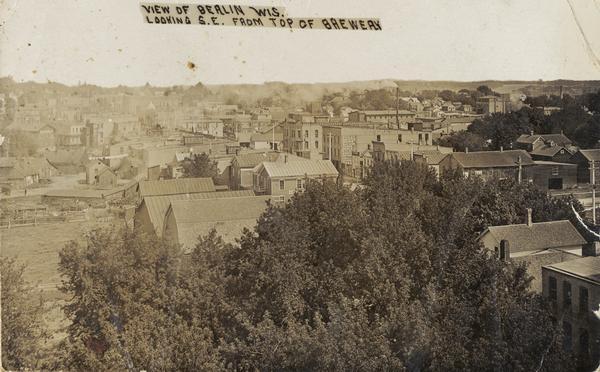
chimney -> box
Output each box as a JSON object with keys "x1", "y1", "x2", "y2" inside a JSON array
[
  {"x1": 530, "y1": 130, "x2": 534, "y2": 136},
  {"x1": 500, "y1": 239, "x2": 510, "y2": 261},
  {"x1": 465, "y1": 147, "x2": 469, "y2": 154},
  {"x1": 500, "y1": 146, "x2": 503, "y2": 152},
  {"x1": 583, "y1": 241, "x2": 600, "y2": 257},
  {"x1": 526, "y1": 208, "x2": 532, "y2": 227}
]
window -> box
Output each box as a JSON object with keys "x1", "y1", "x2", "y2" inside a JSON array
[
  {"x1": 305, "y1": 130, "x2": 309, "y2": 138},
  {"x1": 563, "y1": 321, "x2": 572, "y2": 351},
  {"x1": 274, "y1": 195, "x2": 285, "y2": 203},
  {"x1": 279, "y1": 180, "x2": 285, "y2": 190},
  {"x1": 297, "y1": 179, "x2": 303, "y2": 189},
  {"x1": 579, "y1": 329, "x2": 589, "y2": 355},
  {"x1": 563, "y1": 281, "x2": 572, "y2": 306},
  {"x1": 397, "y1": 134, "x2": 402, "y2": 143},
  {"x1": 297, "y1": 130, "x2": 301, "y2": 138},
  {"x1": 315, "y1": 129, "x2": 319, "y2": 138},
  {"x1": 315, "y1": 141, "x2": 319, "y2": 149},
  {"x1": 549, "y1": 276, "x2": 557, "y2": 301},
  {"x1": 552, "y1": 166, "x2": 559, "y2": 176},
  {"x1": 418, "y1": 133, "x2": 423, "y2": 144},
  {"x1": 579, "y1": 287, "x2": 588, "y2": 313},
  {"x1": 425, "y1": 133, "x2": 430, "y2": 143}
]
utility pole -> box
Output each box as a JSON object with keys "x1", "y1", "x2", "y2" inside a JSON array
[
  {"x1": 517, "y1": 156, "x2": 522, "y2": 184},
  {"x1": 592, "y1": 160, "x2": 596, "y2": 225},
  {"x1": 395, "y1": 87, "x2": 400, "y2": 129},
  {"x1": 328, "y1": 132, "x2": 333, "y2": 160},
  {"x1": 272, "y1": 124, "x2": 275, "y2": 150}
]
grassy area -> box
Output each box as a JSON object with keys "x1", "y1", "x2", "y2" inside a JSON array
[{"x1": 0, "y1": 220, "x2": 103, "y2": 344}]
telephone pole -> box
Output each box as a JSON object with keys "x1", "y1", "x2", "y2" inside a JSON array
[
  {"x1": 517, "y1": 156, "x2": 522, "y2": 184},
  {"x1": 396, "y1": 87, "x2": 400, "y2": 129},
  {"x1": 328, "y1": 132, "x2": 333, "y2": 160},
  {"x1": 591, "y1": 160, "x2": 596, "y2": 225}
]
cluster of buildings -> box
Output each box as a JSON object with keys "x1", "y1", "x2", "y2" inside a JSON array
[
  {"x1": 478, "y1": 209, "x2": 599, "y2": 368},
  {"x1": 2, "y1": 87, "x2": 597, "y2": 366}
]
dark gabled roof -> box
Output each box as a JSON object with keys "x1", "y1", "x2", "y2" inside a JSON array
[
  {"x1": 138, "y1": 177, "x2": 215, "y2": 197},
  {"x1": 530, "y1": 145, "x2": 573, "y2": 157},
  {"x1": 451, "y1": 150, "x2": 534, "y2": 168},
  {"x1": 140, "y1": 190, "x2": 255, "y2": 236},
  {"x1": 544, "y1": 256, "x2": 600, "y2": 284},
  {"x1": 516, "y1": 133, "x2": 572, "y2": 146},
  {"x1": 482, "y1": 220, "x2": 586, "y2": 253},
  {"x1": 577, "y1": 149, "x2": 600, "y2": 162}
]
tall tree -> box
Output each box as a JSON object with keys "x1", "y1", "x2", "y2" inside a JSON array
[
  {"x1": 1, "y1": 257, "x2": 49, "y2": 370},
  {"x1": 181, "y1": 152, "x2": 218, "y2": 179}
]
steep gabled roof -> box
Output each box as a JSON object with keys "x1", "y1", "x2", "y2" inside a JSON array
[
  {"x1": 481, "y1": 220, "x2": 586, "y2": 253},
  {"x1": 140, "y1": 190, "x2": 255, "y2": 236},
  {"x1": 516, "y1": 133, "x2": 572, "y2": 146},
  {"x1": 166, "y1": 195, "x2": 271, "y2": 248},
  {"x1": 138, "y1": 177, "x2": 215, "y2": 197},
  {"x1": 451, "y1": 150, "x2": 534, "y2": 168},
  {"x1": 577, "y1": 149, "x2": 600, "y2": 162},
  {"x1": 530, "y1": 145, "x2": 573, "y2": 157}
]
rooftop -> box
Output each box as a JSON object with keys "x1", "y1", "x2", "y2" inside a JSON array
[
  {"x1": 259, "y1": 159, "x2": 339, "y2": 178},
  {"x1": 451, "y1": 150, "x2": 534, "y2": 168},
  {"x1": 577, "y1": 149, "x2": 600, "y2": 162},
  {"x1": 516, "y1": 133, "x2": 572, "y2": 146},
  {"x1": 138, "y1": 177, "x2": 216, "y2": 197},
  {"x1": 140, "y1": 190, "x2": 255, "y2": 237},
  {"x1": 545, "y1": 256, "x2": 600, "y2": 284},
  {"x1": 481, "y1": 220, "x2": 586, "y2": 253},
  {"x1": 166, "y1": 195, "x2": 272, "y2": 249}
]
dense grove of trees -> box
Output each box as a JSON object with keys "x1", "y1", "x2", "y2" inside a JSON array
[
  {"x1": 438, "y1": 90, "x2": 600, "y2": 151},
  {"x1": 1, "y1": 161, "x2": 586, "y2": 370},
  {"x1": 322, "y1": 85, "x2": 499, "y2": 116}
]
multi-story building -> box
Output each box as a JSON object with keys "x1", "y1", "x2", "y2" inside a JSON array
[
  {"x1": 542, "y1": 256, "x2": 600, "y2": 369},
  {"x1": 55, "y1": 122, "x2": 85, "y2": 147},
  {"x1": 322, "y1": 123, "x2": 437, "y2": 174},
  {"x1": 282, "y1": 113, "x2": 328, "y2": 160},
  {"x1": 477, "y1": 95, "x2": 511, "y2": 115},
  {"x1": 479, "y1": 213, "x2": 586, "y2": 292},
  {"x1": 347, "y1": 110, "x2": 416, "y2": 125}
]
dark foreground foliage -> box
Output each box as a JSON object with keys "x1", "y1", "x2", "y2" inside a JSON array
[{"x1": 6, "y1": 161, "x2": 584, "y2": 371}]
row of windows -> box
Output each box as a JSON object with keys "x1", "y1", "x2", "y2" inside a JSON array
[
  {"x1": 548, "y1": 276, "x2": 589, "y2": 312},
  {"x1": 289, "y1": 129, "x2": 319, "y2": 138},
  {"x1": 563, "y1": 321, "x2": 590, "y2": 354},
  {"x1": 279, "y1": 179, "x2": 305, "y2": 190}
]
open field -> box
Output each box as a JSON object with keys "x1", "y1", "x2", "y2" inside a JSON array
[{"x1": 0, "y1": 220, "x2": 104, "y2": 342}]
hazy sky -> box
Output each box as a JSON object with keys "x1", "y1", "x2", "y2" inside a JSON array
[{"x1": 1, "y1": 0, "x2": 600, "y2": 86}]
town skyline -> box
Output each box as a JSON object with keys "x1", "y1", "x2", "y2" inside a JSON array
[{"x1": 2, "y1": 0, "x2": 600, "y2": 86}]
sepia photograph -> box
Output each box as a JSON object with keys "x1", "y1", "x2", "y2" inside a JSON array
[{"x1": 1, "y1": 0, "x2": 600, "y2": 370}]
